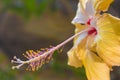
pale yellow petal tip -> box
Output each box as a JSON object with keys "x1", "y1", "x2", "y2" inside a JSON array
[
  {"x1": 67, "y1": 60, "x2": 82, "y2": 68},
  {"x1": 94, "y1": 0, "x2": 114, "y2": 11},
  {"x1": 67, "y1": 48, "x2": 83, "y2": 68},
  {"x1": 67, "y1": 62, "x2": 79, "y2": 68}
]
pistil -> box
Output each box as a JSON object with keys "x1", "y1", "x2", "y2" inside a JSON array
[{"x1": 11, "y1": 28, "x2": 89, "y2": 71}]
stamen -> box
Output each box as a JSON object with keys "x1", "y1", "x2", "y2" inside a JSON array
[{"x1": 11, "y1": 29, "x2": 89, "y2": 71}]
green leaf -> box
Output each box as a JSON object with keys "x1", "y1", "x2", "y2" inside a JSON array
[{"x1": 23, "y1": 0, "x2": 36, "y2": 13}]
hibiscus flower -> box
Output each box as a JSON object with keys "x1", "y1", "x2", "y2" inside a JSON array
[
  {"x1": 68, "y1": 0, "x2": 120, "y2": 80},
  {"x1": 11, "y1": 0, "x2": 120, "y2": 80}
]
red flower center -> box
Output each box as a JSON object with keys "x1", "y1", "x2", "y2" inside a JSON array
[
  {"x1": 87, "y1": 18, "x2": 97, "y2": 35},
  {"x1": 88, "y1": 27, "x2": 97, "y2": 35}
]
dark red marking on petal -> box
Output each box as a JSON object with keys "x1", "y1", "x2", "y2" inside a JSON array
[
  {"x1": 88, "y1": 27, "x2": 97, "y2": 35},
  {"x1": 87, "y1": 18, "x2": 92, "y2": 25}
]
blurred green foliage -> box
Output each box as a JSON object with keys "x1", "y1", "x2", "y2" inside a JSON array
[
  {"x1": 0, "y1": 50, "x2": 86, "y2": 80},
  {"x1": 0, "y1": 69, "x2": 17, "y2": 80},
  {"x1": 51, "y1": 51, "x2": 87, "y2": 80},
  {"x1": 1, "y1": 0, "x2": 53, "y2": 17}
]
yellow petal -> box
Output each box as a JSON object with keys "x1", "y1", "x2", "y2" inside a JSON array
[
  {"x1": 76, "y1": 33, "x2": 97, "y2": 60},
  {"x1": 94, "y1": 0, "x2": 113, "y2": 11},
  {"x1": 74, "y1": 23, "x2": 86, "y2": 31},
  {"x1": 67, "y1": 48, "x2": 83, "y2": 68},
  {"x1": 97, "y1": 13, "x2": 120, "y2": 36},
  {"x1": 97, "y1": 40, "x2": 120, "y2": 66},
  {"x1": 83, "y1": 51, "x2": 110, "y2": 80},
  {"x1": 76, "y1": 35, "x2": 88, "y2": 60},
  {"x1": 86, "y1": 33, "x2": 97, "y2": 52},
  {"x1": 96, "y1": 14, "x2": 120, "y2": 66}
]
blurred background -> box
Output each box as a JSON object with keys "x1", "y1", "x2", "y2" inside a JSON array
[{"x1": 0, "y1": 0, "x2": 120, "y2": 80}]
